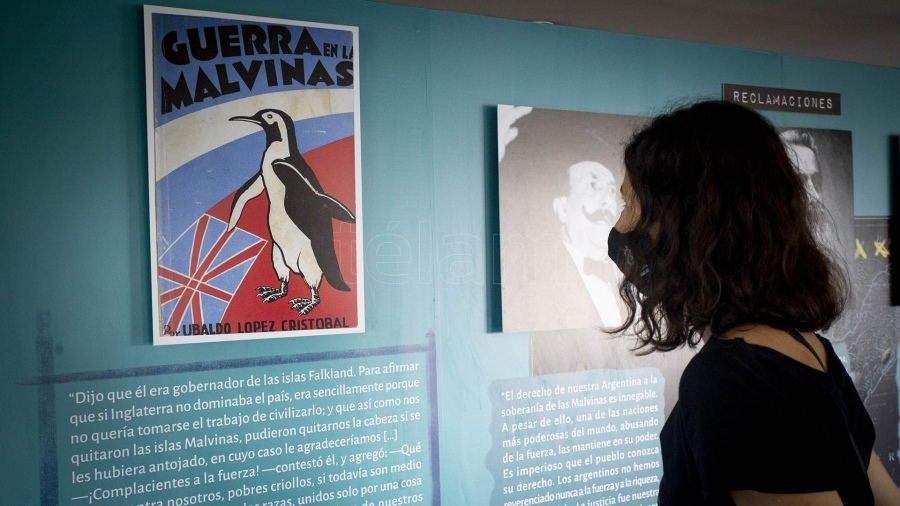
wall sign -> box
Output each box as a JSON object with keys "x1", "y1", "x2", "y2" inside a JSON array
[{"x1": 723, "y1": 83, "x2": 841, "y2": 115}]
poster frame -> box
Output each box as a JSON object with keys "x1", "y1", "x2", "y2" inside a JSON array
[{"x1": 144, "y1": 5, "x2": 364, "y2": 345}]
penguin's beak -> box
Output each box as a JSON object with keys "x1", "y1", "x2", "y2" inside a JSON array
[{"x1": 230, "y1": 116, "x2": 261, "y2": 125}]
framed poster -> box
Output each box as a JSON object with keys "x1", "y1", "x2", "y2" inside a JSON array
[{"x1": 145, "y1": 6, "x2": 363, "y2": 344}]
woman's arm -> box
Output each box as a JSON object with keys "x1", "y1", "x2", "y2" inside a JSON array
[{"x1": 868, "y1": 451, "x2": 900, "y2": 506}]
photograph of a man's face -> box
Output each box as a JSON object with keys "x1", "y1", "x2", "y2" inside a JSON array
[{"x1": 497, "y1": 105, "x2": 644, "y2": 334}]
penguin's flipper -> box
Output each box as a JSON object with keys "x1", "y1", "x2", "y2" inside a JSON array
[
  {"x1": 228, "y1": 171, "x2": 265, "y2": 231},
  {"x1": 282, "y1": 167, "x2": 356, "y2": 223},
  {"x1": 311, "y1": 235, "x2": 352, "y2": 292},
  {"x1": 273, "y1": 160, "x2": 356, "y2": 223},
  {"x1": 318, "y1": 193, "x2": 356, "y2": 223}
]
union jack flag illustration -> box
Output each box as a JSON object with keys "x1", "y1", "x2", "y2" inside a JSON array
[{"x1": 158, "y1": 214, "x2": 265, "y2": 333}]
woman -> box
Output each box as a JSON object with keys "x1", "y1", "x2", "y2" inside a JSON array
[{"x1": 607, "y1": 101, "x2": 900, "y2": 505}]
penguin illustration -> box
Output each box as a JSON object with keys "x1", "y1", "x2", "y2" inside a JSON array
[{"x1": 227, "y1": 109, "x2": 355, "y2": 315}]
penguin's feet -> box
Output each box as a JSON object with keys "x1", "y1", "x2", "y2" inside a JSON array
[
  {"x1": 289, "y1": 296, "x2": 320, "y2": 315},
  {"x1": 257, "y1": 286, "x2": 287, "y2": 302}
]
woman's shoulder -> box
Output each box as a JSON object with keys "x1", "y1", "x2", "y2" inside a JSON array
[
  {"x1": 692, "y1": 327, "x2": 837, "y2": 374},
  {"x1": 676, "y1": 339, "x2": 758, "y2": 404},
  {"x1": 678, "y1": 333, "x2": 835, "y2": 408},
  {"x1": 680, "y1": 337, "x2": 756, "y2": 379}
]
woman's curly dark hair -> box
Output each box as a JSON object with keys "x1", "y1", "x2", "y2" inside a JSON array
[{"x1": 613, "y1": 101, "x2": 849, "y2": 352}]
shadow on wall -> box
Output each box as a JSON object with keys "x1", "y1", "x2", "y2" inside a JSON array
[
  {"x1": 484, "y1": 105, "x2": 503, "y2": 333},
  {"x1": 891, "y1": 135, "x2": 899, "y2": 306}
]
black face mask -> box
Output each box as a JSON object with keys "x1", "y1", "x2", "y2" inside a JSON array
[{"x1": 608, "y1": 227, "x2": 652, "y2": 295}]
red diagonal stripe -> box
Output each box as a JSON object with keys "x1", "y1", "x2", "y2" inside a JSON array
[
  {"x1": 158, "y1": 266, "x2": 191, "y2": 286},
  {"x1": 189, "y1": 215, "x2": 210, "y2": 276},
  {"x1": 191, "y1": 285, "x2": 203, "y2": 325},
  {"x1": 191, "y1": 222, "x2": 232, "y2": 283},
  {"x1": 203, "y1": 240, "x2": 266, "y2": 281},
  {"x1": 166, "y1": 288, "x2": 195, "y2": 331},
  {"x1": 160, "y1": 286, "x2": 186, "y2": 304},
  {"x1": 192, "y1": 282, "x2": 233, "y2": 302}
]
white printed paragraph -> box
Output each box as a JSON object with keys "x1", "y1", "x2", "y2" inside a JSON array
[
  {"x1": 57, "y1": 355, "x2": 433, "y2": 506},
  {"x1": 488, "y1": 369, "x2": 664, "y2": 506}
]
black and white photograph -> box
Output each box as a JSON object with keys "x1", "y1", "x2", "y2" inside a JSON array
[
  {"x1": 498, "y1": 105, "x2": 645, "y2": 334},
  {"x1": 778, "y1": 126, "x2": 855, "y2": 271}
]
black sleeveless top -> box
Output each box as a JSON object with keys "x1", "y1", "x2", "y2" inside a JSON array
[{"x1": 658, "y1": 335, "x2": 875, "y2": 505}]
